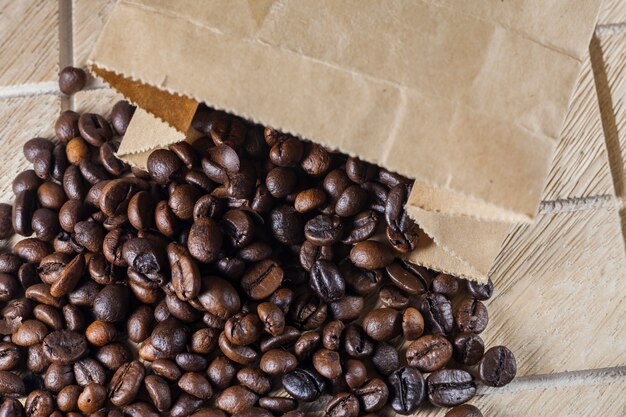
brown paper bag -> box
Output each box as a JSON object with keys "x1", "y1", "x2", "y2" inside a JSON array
[{"x1": 89, "y1": 0, "x2": 601, "y2": 282}]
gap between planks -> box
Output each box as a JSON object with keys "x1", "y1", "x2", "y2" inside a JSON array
[{"x1": 58, "y1": 0, "x2": 73, "y2": 111}]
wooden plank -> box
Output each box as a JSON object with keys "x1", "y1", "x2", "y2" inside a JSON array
[
  {"x1": 0, "y1": 0, "x2": 59, "y2": 87},
  {"x1": 0, "y1": 95, "x2": 60, "y2": 203},
  {"x1": 541, "y1": 50, "x2": 614, "y2": 200},
  {"x1": 489, "y1": 206, "x2": 626, "y2": 376},
  {"x1": 73, "y1": 87, "x2": 124, "y2": 118},
  {"x1": 598, "y1": 0, "x2": 626, "y2": 25}
]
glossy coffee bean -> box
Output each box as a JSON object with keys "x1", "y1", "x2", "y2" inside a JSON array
[
  {"x1": 362, "y1": 308, "x2": 401, "y2": 341},
  {"x1": 78, "y1": 382, "x2": 107, "y2": 413},
  {"x1": 215, "y1": 385, "x2": 259, "y2": 414},
  {"x1": 237, "y1": 367, "x2": 271, "y2": 395},
  {"x1": 432, "y1": 273, "x2": 459, "y2": 296},
  {"x1": 12, "y1": 190, "x2": 35, "y2": 236},
  {"x1": 304, "y1": 214, "x2": 344, "y2": 246},
  {"x1": 73, "y1": 357, "x2": 106, "y2": 386},
  {"x1": 59, "y1": 66, "x2": 86, "y2": 95},
  {"x1": 418, "y1": 292, "x2": 454, "y2": 335},
  {"x1": 445, "y1": 405, "x2": 484, "y2": 417},
  {"x1": 406, "y1": 334, "x2": 452, "y2": 372},
  {"x1": 309, "y1": 260, "x2": 345, "y2": 303},
  {"x1": 241, "y1": 260, "x2": 283, "y2": 300},
  {"x1": 325, "y1": 392, "x2": 360, "y2": 417},
  {"x1": 371, "y1": 342, "x2": 399, "y2": 376},
  {"x1": 111, "y1": 100, "x2": 135, "y2": 136},
  {"x1": 282, "y1": 368, "x2": 325, "y2": 402},
  {"x1": 144, "y1": 374, "x2": 171, "y2": 412},
  {"x1": 25, "y1": 389, "x2": 55, "y2": 417},
  {"x1": 270, "y1": 205, "x2": 303, "y2": 245},
  {"x1": 350, "y1": 240, "x2": 394, "y2": 270},
  {"x1": 467, "y1": 278, "x2": 494, "y2": 301},
  {"x1": 455, "y1": 297, "x2": 489, "y2": 334},
  {"x1": 178, "y1": 372, "x2": 213, "y2": 400},
  {"x1": 388, "y1": 367, "x2": 425, "y2": 414},
  {"x1": 354, "y1": 378, "x2": 388, "y2": 413},
  {"x1": 478, "y1": 346, "x2": 517, "y2": 387},
  {"x1": 188, "y1": 218, "x2": 223, "y2": 263},
  {"x1": 109, "y1": 361, "x2": 145, "y2": 406},
  {"x1": 427, "y1": 369, "x2": 476, "y2": 407},
  {"x1": 261, "y1": 349, "x2": 298, "y2": 376}
]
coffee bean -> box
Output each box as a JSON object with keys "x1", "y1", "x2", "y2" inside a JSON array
[
  {"x1": 335, "y1": 185, "x2": 367, "y2": 217},
  {"x1": 0, "y1": 204, "x2": 14, "y2": 240},
  {"x1": 188, "y1": 218, "x2": 223, "y2": 263},
  {"x1": 57, "y1": 384, "x2": 81, "y2": 412},
  {"x1": 0, "y1": 371, "x2": 25, "y2": 398},
  {"x1": 379, "y1": 285, "x2": 410, "y2": 309},
  {"x1": 44, "y1": 363, "x2": 75, "y2": 394},
  {"x1": 350, "y1": 240, "x2": 394, "y2": 270},
  {"x1": 329, "y1": 294, "x2": 364, "y2": 322},
  {"x1": 150, "y1": 359, "x2": 181, "y2": 382},
  {"x1": 23, "y1": 137, "x2": 54, "y2": 162},
  {"x1": 418, "y1": 292, "x2": 454, "y2": 335},
  {"x1": 372, "y1": 342, "x2": 400, "y2": 376},
  {"x1": 111, "y1": 100, "x2": 135, "y2": 136},
  {"x1": 93, "y1": 284, "x2": 129, "y2": 322},
  {"x1": 304, "y1": 214, "x2": 344, "y2": 246},
  {"x1": 354, "y1": 378, "x2": 388, "y2": 413},
  {"x1": 12, "y1": 170, "x2": 41, "y2": 195},
  {"x1": 127, "y1": 191, "x2": 154, "y2": 230},
  {"x1": 386, "y1": 211, "x2": 419, "y2": 253},
  {"x1": 0, "y1": 274, "x2": 18, "y2": 303},
  {"x1": 144, "y1": 374, "x2": 171, "y2": 412},
  {"x1": 266, "y1": 167, "x2": 297, "y2": 198},
  {"x1": 432, "y1": 273, "x2": 459, "y2": 296},
  {"x1": 325, "y1": 392, "x2": 360, "y2": 417},
  {"x1": 282, "y1": 368, "x2": 325, "y2": 402},
  {"x1": 42, "y1": 330, "x2": 87, "y2": 365},
  {"x1": 216, "y1": 385, "x2": 259, "y2": 414},
  {"x1": 74, "y1": 357, "x2": 106, "y2": 386},
  {"x1": 427, "y1": 369, "x2": 476, "y2": 407},
  {"x1": 258, "y1": 396, "x2": 297, "y2": 414},
  {"x1": 270, "y1": 205, "x2": 303, "y2": 245},
  {"x1": 78, "y1": 113, "x2": 112, "y2": 147},
  {"x1": 445, "y1": 404, "x2": 484, "y2": 417},
  {"x1": 197, "y1": 276, "x2": 241, "y2": 320},
  {"x1": 78, "y1": 382, "x2": 107, "y2": 413},
  {"x1": 342, "y1": 210, "x2": 379, "y2": 244},
  {"x1": 453, "y1": 332, "x2": 485, "y2": 366},
  {"x1": 342, "y1": 262, "x2": 383, "y2": 295},
  {"x1": 147, "y1": 149, "x2": 184, "y2": 185},
  {"x1": 109, "y1": 361, "x2": 146, "y2": 406},
  {"x1": 0, "y1": 343, "x2": 20, "y2": 372},
  {"x1": 478, "y1": 345, "x2": 517, "y2": 387},
  {"x1": 467, "y1": 278, "x2": 494, "y2": 301},
  {"x1": 25, "y1": 389, "x2": 55, "y2": 417},
  {"x1": 225, "y1": 312, "x2": 262, "y2": 345},
  {"x1": 300, "y1": 143, "x2": 331, "y2": 176},
  {"x1": 241, "y1": 259, "x2": 283, "y2": 300},
  {"x1": 237, "y1": 367, "x2": 271, "y2": 395},
  {"x1": 12, "y1": 190, "x2": 35, "y2": 236},
  {"x1": 455, "y1": 297, "x2": 489, "y2": 333},
  {"x1": 312, "y1": 348, "x2": 342, "y2": 379},
  {"x1": 259, "y1": 326, "x2": 300, "y2": 352},
  {"x1": 388, "y1": 367, "x2": 425, "y2": 414},
  {"x1": 66, "y1": 137, "x2": 90, "y2": 165},
  {"x1": 406, "y1": 334, "x2": 452, "y2": 372},
  {"x1": 260, "y1": 349, "x2": 298, "y2": 375},
  {"x1": 363, "y1": 308, "x2": 401, "y2": 341},
  {"x1": 178, "y1": 372, "x2": 213, "y2": 400},
  {"x1": 218, "y1": 332, "x2": 258, "y2": 365},
  {"x1": 121, "y1": 401, "x2": 160, "y2": 417},
  {"x1": 294, "y1": 188, "x2": 326, "y2": 213},
  {"x1": 343, "y1": 324, "x2": 373, "y2": 359},
  {"x1": 59, "y1": 66, "x2": 86, "y2": 95},
  {"x1": 12, "y1": 319, "x2": 48, "y2": 347},
  {"x1": 309, "y1": 260, "x2": 345, "y2": 303}
]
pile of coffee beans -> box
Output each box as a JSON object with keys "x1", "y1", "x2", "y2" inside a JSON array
[{"x1": 0, "y1": 93, "x2": 516, "y2": 416}]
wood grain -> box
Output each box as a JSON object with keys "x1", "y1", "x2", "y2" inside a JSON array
[
  {"x1": 0, "y1": 0, "x2": 59, "y2": 87},
  {"x1": 73, "y1": 87, "x2": 124, "y2": 118},
  {"x1": 598, "y1": 0, "x2": 626, "y2": 25},
  {"x1": 0, "y1": 95, "x2": 60, "y2": 203},
  {"x1": 489, "y1": 206, "x2": 626, "y2": 376}
]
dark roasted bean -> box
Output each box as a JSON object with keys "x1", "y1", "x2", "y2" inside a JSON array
[
  {"x1": 427, "y1": 369, "x2": 476, "y2": 407},
  {"x1": 388, "y1": 367, "x2": 425, "y2": 414},
  {"x1": 478, "y1": 346, "x2": 517, "y2": 387}
]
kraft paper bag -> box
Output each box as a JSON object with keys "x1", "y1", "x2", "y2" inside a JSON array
[{"x1": 89, "y1": 0, "x2": 601, "y2": 282}]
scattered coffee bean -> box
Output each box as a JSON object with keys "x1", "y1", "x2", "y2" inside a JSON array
[
  {"x1": 478, "y1": 345, "x2": 517, "y2": 387},
  {"x1": 58, "y1": 67, "x2": 86, "y2": 95}
]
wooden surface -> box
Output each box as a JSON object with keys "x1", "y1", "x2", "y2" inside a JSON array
[{"x1": 0, "y1": 1, "x2": 624, "y2": 416}]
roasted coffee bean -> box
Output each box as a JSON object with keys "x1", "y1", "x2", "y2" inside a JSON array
[
  {"x1": 12, "y1": 170, "x2": 41, "y2": 195},
  {"x1": 169, "y1": 394, "x2": 204, "y2": 417},
  {"x1": 312, "y1": 348, "x2": 342, "y2": 379},
  {"x1": 455, "y1": 297, "x2": 489, "y2": 334},
  {"x1": 175, "y1": 352, "x2": 208, "y2": 372},
  {"x1": 111, "y1": 100, "x2": 135, "y2": 135},
  {"x1": 372, "y1": 342, "x2": 399, "y2": 376},
  {"x1": 406, "y1": 334, "x2": 452, "y2": 372},
  {"x1": 205, "y1": 355, "x2": 235, "y2": 390},
  {"x1": 325, "y1": 392, "x2": 360, "y2": 417},
  {"x1": 259, "y1": 396, "x2": 297, "y2": 413},
  {"x1": 344, "y1": 359, "x2": 367, "y2": 390},
  {"x1": 418, "y1": 292, "x2": 454, "y2": 335},
  {"x1": 478, "y1": 346, "x2": 516, "y2": 387},
  {"x1": 432, "y1": 273, "x2": 459, "y2": 296},
  {"x1": 269, "y1": 205, "x2": 303, "y2": 245},
  {"x1": 12, "y1": 319, "x2": 48, "y2": 347},
  {"x1": 282, "y1": 368, "x2": 325, "y2": 402},
  {"x1": 144, "y1": 374, "x2": 171, "y2": 412},
  {"x1": 66, "y1": 137, "x2": 90, "y2": 166},
  {"x1": 42, "y1": 330, "x2": 87, "y2": 364},
  {"x1": 293, "y1": 331, "x2": 320, "y2": 362},
  {"x1": 335, "y1": 185, "x2": 367, "y2": 217},
  {"x1": 109, "y1": 361, "x2": 145, "y2": 406},
  {"x1": 12, "y1": 190, "x2": 35, "y2": 236},
  {"x1": 237, "y1": 367, "x2": 271, "y2": 395},
  {"x1": 266, "y1": 167, "x2": 297, "y2": 198},
  {"x1": 23, "y1": 137, "x2": 53, "y2": 162},
  {"x1": 59, "y1": 66, "x2": 86, "y2": 95},
  {"x1": 27, "y1": 345, "x2": 49, "y2": 374},
  {"x1": 427, "y1": 369, "x2": 476, "y2": 407},
  {"x1": 193, "y1": 195, "x2": 224, "y2": 221},
  {"x1": 33, "y1": 304, "x2": 63, "y2": 330},
  {"x1": 342, "y1": 210, "x2": 379, "y2": 244},
  {"x1": 147, "y1": 149, "x2": 184, "y2": 185},
  {"x1": 0, "y1": 343, "x2": 20, "y2": 372},
  {"x1": 79, "y1": 113, "x2": 112, "y2": 147},
  {"x1": 74, "y1": 357, "x2": 106, "y2": 386},
  {"x1": 188, "y1": 218, "x2": 223, "y2": 263},
  {"x1": 218, "y1": 331, "x2": 258, "y2": 365},
  {"x1": 67, "y1": 280, "x2": 101, "y2": 306},
  {"x1": 269, "y1": 136, "x2": 303, "y2": 167},
  {"x1": 241, "y1": 259, "x2": 283, "y2": 300},
  {"x1": 467, "y1": 278, "x2": 494, "y2": 301},
  {"x1": 63, "y1": 304, "x2": 85, "y2": 332},
  {"x1": 169, "y1": 184, "x2": 201, "y2": 220},
  {"x1": 304, "y1": 214, "x2": 344, "y2": 246},
  {"x1": 216, "y1": 385, "x2": 259, "y2": 414},
  {"x1": 178, "y1": 372, "x2": 213, "y2": 400},
  {"x1": 299, "y1": 143, "x2": 331, "y2": 176},
  {"x1": 85, "y1": 320, "x2": 117, "y2": 347},
  {"x1": 309, "y1": 260, "x2": 345, "y2": 303},
  {"x1": 0, "y1": 274, "x2": 18, "y2": 302},
  {"x1": 0, "y1": 204, "x2": 14, "y2": 240},
  {"x1": 73, "y1": 220, "x2": 104, "y2": 252},
  {"x1": 57, "y1": 384, "x2": 81, "y2": 412},
  {"x1": 299, "y1": 241, "x2": 332, "y2": 271},
  {"x1": 150, "y1": 359, "x2": 181, "y2": 382},
  {"x1": 25, "y1": 283, "x2": 62, "y2": 307},
  {"x1": 402, "y1": 307, "x2": 424, "y2": 340},
  {"x1": 388, "y1": 367, "x2": 425, "y2": 414},
  {"x1": 37, "y1": 181, "x2": 66, "y2": 210},
  {"x1": 93, "y1": 284, "x2": 129, "y2": 322},
  {"x1": 343, "y1": 324, "x2": 374, "y2": 359},
  {"x1": 127, "y1": 191, "x2": 154, "y2": 230},
  {"x1": 379, "y1": 285, "x2": 410, "y2": 309},
  {"x1": 0, "y1": 371, "x2": 25, "y2": 397},
  {"x1": 25, "y1": 389, "x2": 55, "y2": 417},
  {"x1": 354, "y1": 378, "x2": 388, "y2": 413},
  {"x1": 323, "y1": 169, "x2": 351, "y2": 199},
  {"x1": 259, "y1": 326, "x2": 301, "y2": 352},
  {"x1": 329, "y1": 294, "x2": 364, "y2": 322},
  {"x1": 294, "y1": 188, "x2": 326, "y2": 213},
  {"x1": 120, "y1": 401, "x2": 160, "y2": 417},
  {"x1": 51, "y1": 143, "x2": 69, "y2": 182},
  {"x1": 55, "y1": 110, "x2": 80, "y2": 142},
  {"x1": 342, "y1": 262, "x2": 383, "y2": 295},
  {"x1": 225, "y1": 312, "x2": 261, "y2": 345},
  {"x1": 30, "y1": 208, "x2": 60, "y2": 242},
  {"x1": 58, "y1": 200, "x2": 85, "y2": 233},
  {"x1": 384, "y1": 184, "x2": 408, "y2": 225},
  {"x1": 386, "y1": 211, "x2": 419, "y2": 253},
  {"x1": 350, "y1": 240, "x2": 394, "y2": 270},
  {"x1": 453, "y1": 332, "x2": 484, "y2": 366},
  {"x1": 238, "y1": 241, "x2": 272, "y2": 262},
  {"x1": 322, "y1": 320, "x2": 344, "y2": 351},
  {"x1": 363, "y1": 308, "x2": 401, "y2": 341},
  {"x1": 77, "y1": 382, "x2": 107, "y2": 413},
  {"x1": 197, "y1": 276, "x2": 241, "y2": 319},
  {"x1": 260, "y1": 349, "x2": 298, "y2": 375},
  {"x1": 445, "y1": 404, "x2": 484, "y2": 417}
]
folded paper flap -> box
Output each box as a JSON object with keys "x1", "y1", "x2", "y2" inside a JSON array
[
  {"x1": 116, "y1": 108, "x2": 186, "y2": 158},
  {"x1": 406, "y1": 205, "x2": 512, "y2": 275}
]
